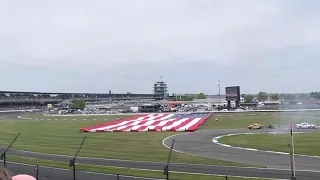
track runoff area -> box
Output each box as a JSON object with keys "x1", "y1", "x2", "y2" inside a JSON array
[{"x1": 1, "y1": 111, "x2": 320, "y2": 179}]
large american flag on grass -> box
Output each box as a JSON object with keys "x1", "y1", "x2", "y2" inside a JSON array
[{"x1": 79, "y1": 112, "x2": 213, "y2": 132}]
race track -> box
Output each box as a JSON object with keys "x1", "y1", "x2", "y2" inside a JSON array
[
  {"x1": 3, "y1": 112, "x2": 320, "y2": 179},
  {"x1": 4, "y1": 148, "x2": 320, "y2": 180},
  {"x1": 163, "y1": 129, "x2": 320, "y2": 180},
  {"x1": 4, "y1": 161, "x2": 160, "y2": 180}
]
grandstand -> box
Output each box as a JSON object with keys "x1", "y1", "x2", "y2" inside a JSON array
[{"x1": 0, "y1": 91, "x2": 155, "y2": 109}]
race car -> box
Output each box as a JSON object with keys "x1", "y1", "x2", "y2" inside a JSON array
[
  {"x1": 295, "y1": 122, "x2": 317, "y2": 129},
  {"x1": 266, "y1": 124, "x2": 275, "y2": 129},
  {"x1": 248, "y1": 123, "x2": 263, "y2": 129}
]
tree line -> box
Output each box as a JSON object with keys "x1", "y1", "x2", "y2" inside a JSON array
[
  {"x1": 69, "y1": 100, "x2": 86, "y2": 109},
  {"x1": 167, "y1": 93, "x2": 207, "y2": 101},
  {"x1": 244, "y1": 92, "x2": 320, "y2": 103},
  {"x1": 167, "y1": 91, "x2": 320, "y2": 102}
]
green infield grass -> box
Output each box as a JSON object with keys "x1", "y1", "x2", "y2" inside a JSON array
[
  {"x1": 201, "y1": 114, "x2": 320, "y2": 130},
  {"x1": 2, "y1": 112, "x2": 320, "y2": 167},
  {"x1": 21, "y1": 111, "x2": 320, "y2": 130},
  {"x1": 218, "y1": 132, "x2": 320, "y2": 156},
  {"x1": 4, "y1": 155, "x2": 267, "y2": 180},
  {"x1": 0, "y1": 115, "x2": 254, "y2": 167}
]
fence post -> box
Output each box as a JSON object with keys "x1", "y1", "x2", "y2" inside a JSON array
[
  {"x1": 0, "y1": 132, "x2": 21, "y2": 167},
  {"x1": 69, "y1": 136, "x2": 87, "y2": 180},
  {"x1": 163, "y1": 139, "x2": 175, "y2": 180},
  {"x1": 225, "y1": 175, "x2": 228, "y2": 180},
  {"x1": 117, "y1": 174, "x2": 119, "y2": 180},
  {"x1": 288, "y1": 143, "x2": 296, "y2": 180},
  {"x1": 34, "y1": 165, "x2": 39, "y2": 180}
]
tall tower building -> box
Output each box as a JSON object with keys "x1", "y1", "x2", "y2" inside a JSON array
[{"x1": 153, "y1": 79, "x2": 168, "y2": 100}]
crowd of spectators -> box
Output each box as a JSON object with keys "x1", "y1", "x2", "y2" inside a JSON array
[
  {"x1": 0, "y1": 93, "x2": 64, "y2": 102},
  {"x1": 0, "y1": 92, "x2": 154, "y2": 103}
]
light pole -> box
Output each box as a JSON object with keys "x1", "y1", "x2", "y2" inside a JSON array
[
  {"x1": 289, "y1": 120, "x2": 296, "y2": 180},
  {"x1": 217, "y1": 80, "x2": 220, "y2": 109}
]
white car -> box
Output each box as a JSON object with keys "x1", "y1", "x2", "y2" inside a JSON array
[{"x1": 295, "y1": 123, "x2": 317, "y2": 129}]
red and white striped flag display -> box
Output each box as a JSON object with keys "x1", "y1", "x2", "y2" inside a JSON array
[{"x1": 79, "y1": 112, "x2": 213, "y2": 132}]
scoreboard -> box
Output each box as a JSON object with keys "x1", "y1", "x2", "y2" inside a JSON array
[{"x1": 225, "y1": 86, "x2": 240, "y2": 101}]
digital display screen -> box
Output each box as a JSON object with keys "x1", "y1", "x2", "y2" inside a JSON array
[{"x1": 225, "y1": 86, "x2": 240, "y2": 101}]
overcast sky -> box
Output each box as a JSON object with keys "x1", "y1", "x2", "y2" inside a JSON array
[{"x1": 0, "y1": 0, "x2": 319, "y2": 95}]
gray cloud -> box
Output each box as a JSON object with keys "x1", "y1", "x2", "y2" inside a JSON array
[{"x1": 0, "y1": 0, "x2": 319, "y2": 94}]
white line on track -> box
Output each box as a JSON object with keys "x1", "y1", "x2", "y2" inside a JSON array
[
  {"x1": 162, "y1": 130, "x2": 320, "y2": 173},
  {"x1": 1, "y1": 160, "x2": 287, "y2": 180},
  {"x1": 102, "y1": 165, "x2": 288, "y2": 180},
  {"x1": 6, "y1": 146, "x2": 232, "y2": 167},
  {"x1": 0, "y1": 129, "x2": 275, "y2": 169},
  {"x1": 212, "y1": 132, "x2": 320, "y2": 159},
  {"x1": 1, "y1": 160, "x2": 163, "y2": 180}
]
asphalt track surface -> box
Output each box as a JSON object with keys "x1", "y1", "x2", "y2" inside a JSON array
[
  {"x1": 2, "y1": 161, "x2": 164, "y2": 180},
  {"x1": 2, "y1": 112, "x2": 320, "y2": 179},
  {"x1": 163, "y1": 129, "x2": 320, "y2": 180},
  {"x1": 1, "y1": 112, "x2": 30, "y2": 120}
]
